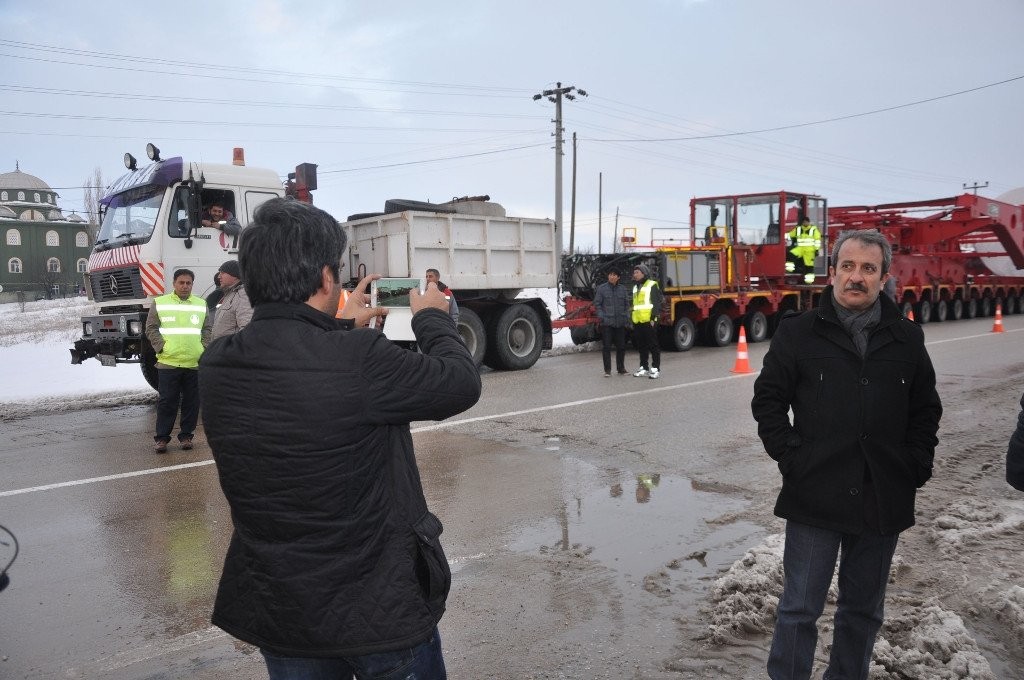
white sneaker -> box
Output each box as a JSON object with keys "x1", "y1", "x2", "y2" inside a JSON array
[
  {"x1": 633, "y1": 368, "x2": 648, "y2": 377},
  {"x1": 648, "y1": 368, "x2": 660, "y2": 379}
]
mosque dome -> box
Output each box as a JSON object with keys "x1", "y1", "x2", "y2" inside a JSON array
[{"x1": 0, "y1": 167, "x2": 53, "y2": 192}]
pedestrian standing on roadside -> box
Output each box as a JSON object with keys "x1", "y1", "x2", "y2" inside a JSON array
[
  {"x1": 199, "y1": 198, "x2": 481, "y2": 679},
  {"x1": 210, "y1": 260, "x2": 253, "y2": 341},
  {"x1": 1007, "y1": 392, "x2": 1024, "y2": 491},
  {"x1": 145, "y1": 268, "x2": 212, "y2": 453},
  {"x1": 631, "y1": 264, "x2": 662, "y2": 379},
  {"x1": 593, "y1": 267, "x2": 630, "y2": 376},
  {"x1": 206, "y1": 272, "x2": 224, "y2": 321},
  {"x1": 752, "y1": 229, "x2": 942, "y2": 680}
]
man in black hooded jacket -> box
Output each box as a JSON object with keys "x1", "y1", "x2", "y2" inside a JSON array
[{"x1": 199, "y1": 198, "x2": 481, "y2": 679}]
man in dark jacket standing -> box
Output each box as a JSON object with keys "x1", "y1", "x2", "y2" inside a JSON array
[
  {"x1": 593, "y1": 267, "x2": 631, "y2": 376},
  {"x1": 752, "y1": 229, "x2": 941, "y2": 680},
  {"x1": 199, "y1": 198, "x2": 481, "y2": 679},
  {"x1": 1008, "y1": 392, "x2": 1024, "y2": 491}
]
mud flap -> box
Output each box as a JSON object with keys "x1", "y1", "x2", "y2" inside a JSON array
[{"x1": 413, "y1": 512, "x2": 451, "y2": 614}]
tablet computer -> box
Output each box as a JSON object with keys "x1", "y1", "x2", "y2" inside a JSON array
[{"x1": 370, "y1": 278, "x2": 423, "y2": 341}]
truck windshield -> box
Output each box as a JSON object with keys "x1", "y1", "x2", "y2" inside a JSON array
[{"x1": 95, "y1": 185, "x2": 164, "y2": 245}]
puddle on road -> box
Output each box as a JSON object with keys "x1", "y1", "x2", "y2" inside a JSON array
[{"x1": 508, "y1": 465, "x2": 761, "y2": 580}]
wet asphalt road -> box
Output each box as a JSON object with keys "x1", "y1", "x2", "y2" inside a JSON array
[{"x1": 1, "y1": 314, "x2": 1020, "y2": 679}]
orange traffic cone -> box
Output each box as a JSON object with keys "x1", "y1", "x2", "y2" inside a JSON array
[
  {"x1": 731, "y1": 326, "x2": 753, "y2": 374},
  {"x1": 992, "y1": 303, "x2": 1005, "y2": 333},
  {"x1": 907, "y1": 308, "x2": 915, "y2": 322}
]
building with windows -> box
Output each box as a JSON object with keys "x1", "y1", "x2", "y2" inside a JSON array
[{"x1": 0, "y1": 164, "x2": 94, "y2": 302}]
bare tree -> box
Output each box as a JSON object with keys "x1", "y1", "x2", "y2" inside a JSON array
[{"x1": 82, "y1": 167, "x2": 105, "y2": 242}]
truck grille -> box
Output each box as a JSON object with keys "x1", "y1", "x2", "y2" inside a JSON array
[{"x1": 90, "y1": 268, "x2": 145, "y2": 302}]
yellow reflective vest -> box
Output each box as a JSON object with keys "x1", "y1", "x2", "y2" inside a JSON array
[
  {"x1": 153, "y1": 293, "x2": 207, "y2": 368},
  {"x1": 632, "y1": 280, "x2": 657, "y2": 324},
  {"x1": 786, "y1": 223, "x2": 821, "y2": 266}
]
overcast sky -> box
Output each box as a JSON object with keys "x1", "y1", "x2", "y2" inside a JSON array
[{"x1": 2, "y1": 0, "x2": 1022, "y2": 252}]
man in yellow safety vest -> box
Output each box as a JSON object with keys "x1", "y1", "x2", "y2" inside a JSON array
[
  {"x1": 145, "y1": 268, "x2": 212, "y2": 453},
  {"x1": 631, "y1": 264, "x2": 663, "y2": 379},
  {"x1": 786, "y1": 216, "x2": 822, "y2": 284}
]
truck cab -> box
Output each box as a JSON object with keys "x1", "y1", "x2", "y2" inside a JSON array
[{"x1": 70, "y1": 148, "x2": 291, "y2": 388}]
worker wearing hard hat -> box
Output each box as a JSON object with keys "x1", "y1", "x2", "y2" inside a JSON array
[{"x1": 786, "y1": 216, "x2": 822, "y2": 284}]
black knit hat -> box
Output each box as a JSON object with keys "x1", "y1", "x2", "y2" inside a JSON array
[{"x1": 218, "y1": 259, "x2": 242, "y2": 279}]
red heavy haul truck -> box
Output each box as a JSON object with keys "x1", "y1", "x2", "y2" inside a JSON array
[{"x1": 555, "y1": 190, "x2": 1024, "y2": 350}]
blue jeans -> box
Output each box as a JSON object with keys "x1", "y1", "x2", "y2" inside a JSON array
[
  {"x1": 154, "y1": 367, "x2": 199, "y2": 442},
  {"x1": 768, "y1": 521, "x2": 898, "y2": 680},
  {"x1": 261, "y1": 628, "x2": 446, "y2": 680}
]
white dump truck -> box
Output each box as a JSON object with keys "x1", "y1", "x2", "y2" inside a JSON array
[{"x1": 341, "y1": 196, "x2": 558, "y2": 370}]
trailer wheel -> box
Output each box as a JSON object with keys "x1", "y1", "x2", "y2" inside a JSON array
[
  {"x1": 900, "y1": 301, "x2": 914, "y2": 319},
  {"x1": 950, "y1": 298, "x2": 963, "y2": 321},
  {"x1": 964, "y1": 297, "x2": 978, "y2": 318},
  {"x1": 485, "y1": 304, "x2": 543, "y2": 370},
  {"x1": 670, "y1": 317, "x2": 697, "y2": 352},
  {"x1": 745, "y1": 311, "x2": 769, "y2": 343},
  {"x1": 979, "y1": 297, "x2": 992, "y2": 317},
  {"x1": 140, "y1": 339, "x2": 159, "y2": 391},
  {"x1": 705, "y1": 313, "x2": 734, "y2": 347},
  {"x1": 1006, "y1": 294, "x2": 1019, "y2": 315},
  {"x1": 933, "y1": 299, "x2": 948, "y2": 322},
  {"x1": 456, "y1": 308, "x2": 486, "y2": 367},
  {"x1": 914, "y1": 300, "x2": 931, "y2": 324}
]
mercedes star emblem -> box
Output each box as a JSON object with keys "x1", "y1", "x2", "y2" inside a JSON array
[{"x1": 109, "y1": 275, "x2": 118, "y2": 296}]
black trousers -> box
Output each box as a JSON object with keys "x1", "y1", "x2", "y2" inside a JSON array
[
  {"x1": 155, "y1": 367, "x2": 200, "y2": 442},
  {"x1": 601, "y1": 325, "x2": 626, "y2": 373},
  {"x1": 633, "y1": 322, "x2": 660, "y2": 370}
]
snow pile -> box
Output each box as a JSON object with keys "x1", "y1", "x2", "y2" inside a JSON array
[
  {"x1": 0, "y1": 298, "x2": 151, "y2": 413},
  {"x1": 870, "y1": 605, "x2": 994, "y2": 679},
  {"x1": 704, "y1": 533, "x2": 787, "y2": 643},
  {"x1": 930, "y1": 499, "x2": 1024, "y2": 557},
  {"x1": 996, "y1": 585, "x2": 1024, "y2": 644}
]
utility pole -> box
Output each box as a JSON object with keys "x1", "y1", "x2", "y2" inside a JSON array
[
  {"x1": 570, "y1": 132, "x2": 577, "y2": 255},
  {"x1": 613, "y1": 207, "x2": 620, "y2": 253},
  {"x1": 533, "y1": 82, "x2": 587, "y2": 257},
  {"x1": 963, "y1": 181, "x2": 989, "y2": 195},
  {"x1": 598, "y1": 172, "x2": 603, "y2": 254}
]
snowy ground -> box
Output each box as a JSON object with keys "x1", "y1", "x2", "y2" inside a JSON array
[{"x1": 0, "y1": 292, "x2": 580, "y2": 418}]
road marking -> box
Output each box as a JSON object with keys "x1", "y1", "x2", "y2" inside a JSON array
[{"x1": 2, "y1": 326, "x2": 1019, "y2": 498}]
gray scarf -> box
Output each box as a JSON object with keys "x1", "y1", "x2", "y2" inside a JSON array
[{"x1": 833, "y1": 296, "x2": 882, "y2": 357}]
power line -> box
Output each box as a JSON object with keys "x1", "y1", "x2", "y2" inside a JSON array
[
  {"x1": 318, "y1": 143, "x2": 550, "y2": 174},
  {"x1": 587, "y1": 74, "x2": 1024, "y2": 142}
]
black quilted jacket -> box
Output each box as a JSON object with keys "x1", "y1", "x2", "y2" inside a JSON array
[{"x1": 199, "y1": 303, "x2": 481, "y2": 657}]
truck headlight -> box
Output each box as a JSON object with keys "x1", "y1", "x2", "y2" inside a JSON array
[
  {"x1": 128, "y1": 321, "x2": 142, "y2": 335},
  {"x1": 83, "y1": 321, "x2": 93, "y2": 336}
]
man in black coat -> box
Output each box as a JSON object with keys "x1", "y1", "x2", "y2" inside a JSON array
[
  {"x1": 199, "y1": 198, "x2": 481, "y2": 679},
  {"x1": 1008, "y1": 392, "x2": 1024, "y2": 491},
  {"x1": 593, "y1": 267, "x2": 631, "y2": 376},
  {"x1": 752, "y1": 229, "x2": 941, "y2": 680}
]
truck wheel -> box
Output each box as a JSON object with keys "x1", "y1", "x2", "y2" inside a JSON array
[
  {"x1": 934, "y1": 299, "x2": 948, "y2": 322},
  {"x1": 705, "y1": 313, "x2": 734, "y2": 347},
  {"x1": 456, "y1": 308, "x2": 486, "y2": 367},
  {"x1": 950, "y1": 298, "x2": 963, "y2": 320},
  {"x1": 668, "y1": 317, "x2": 696, "y2": 351},
  {"x1": 914, "y1": 300, "x2": 931, "y2": 324},
  {"x1": 140, "y1": 340, "x2": 159, "y2": 391},
  {"x1": 1006, "y1": 294, "x2": 1019, "y2": 315},
  {"x1": 901, "y1": 301, "x2": 914, "y2": 319},
  {"x1": 487, "y1": 304, "x2": 543, "y2": 370},
  {"x1": 745, "y1": 311, "x2": 769, "y2": 343},
  {"x1": 964, "y1": 298, "x2": 978, "y2": 318}
]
